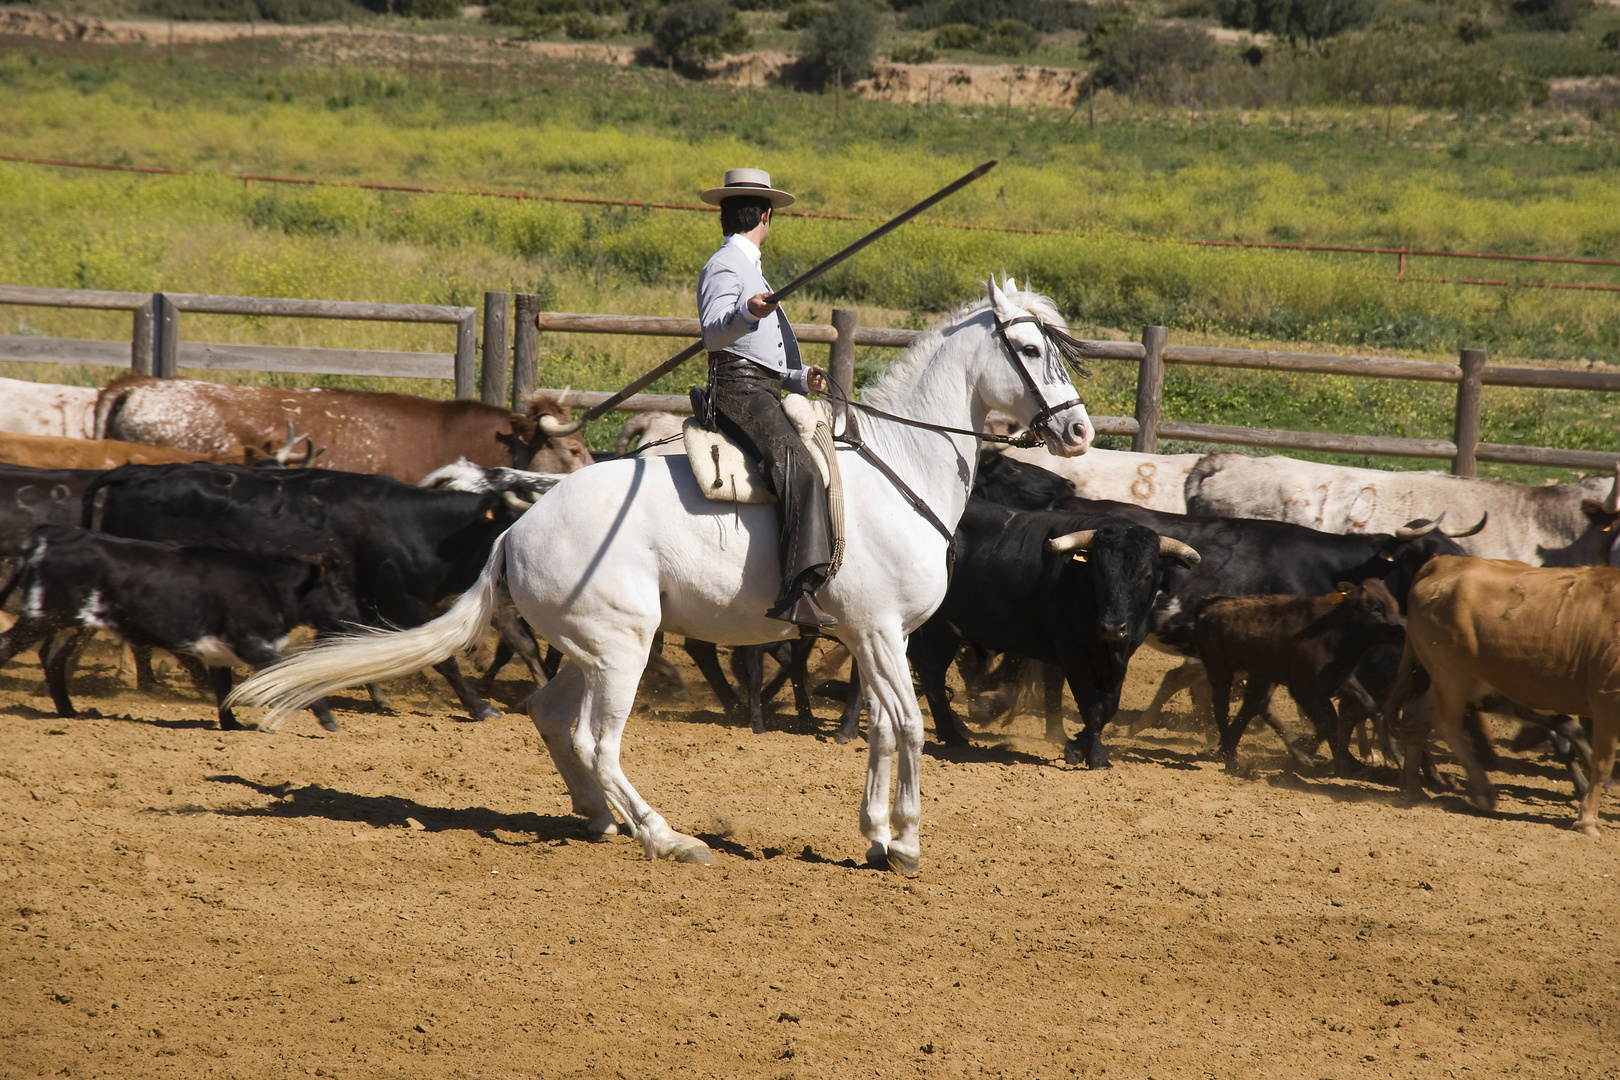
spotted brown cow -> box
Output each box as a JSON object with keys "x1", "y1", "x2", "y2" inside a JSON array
[{"x1": 95, "y1": 376, "x2": 592, "y2": 483}]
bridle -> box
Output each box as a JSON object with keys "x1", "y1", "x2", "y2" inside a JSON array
[
  {"x1": 991, "y1": 312, "x2": 1090, "y2": 442},
  {"x1": 824, "y1": 306, "x2": 1092, "y2": 565},
  {"x1": 828, "y1": 308, "x2": 1090, "y2": 450}
]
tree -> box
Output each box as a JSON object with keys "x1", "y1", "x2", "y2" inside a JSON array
[
  {"x1": 802, "y1": 0, "x2": 883, "y2": 88},
  {"x1": 653, "y1": 0, "x2": 750, "y2": 64},
  {"x1": 1215, "y1": 0, "x2": 1375, "y2": 45},
  {"x1": 1091, "y1": 21, "x2": 1216, "y2": 99}
]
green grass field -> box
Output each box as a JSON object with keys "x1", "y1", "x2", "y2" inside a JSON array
[{"x1": 0, "y1": 33, "x2": 1614, "y2": 474}]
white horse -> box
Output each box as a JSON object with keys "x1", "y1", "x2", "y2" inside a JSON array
[{"x1": 230, "y1": 278, "x2": 1093, "y2": 876}]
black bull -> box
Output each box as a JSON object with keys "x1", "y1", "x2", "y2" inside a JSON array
[
  {"x1": 907, "y1": 498, "x2": 1198, "y2": 768},
  {"x1": 84, "y1": 463, "x2": 525, "y2": 721}
]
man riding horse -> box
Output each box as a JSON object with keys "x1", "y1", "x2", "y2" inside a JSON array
[{"x1": 698, "y1": 167, "x2": 836, "y2": 630}]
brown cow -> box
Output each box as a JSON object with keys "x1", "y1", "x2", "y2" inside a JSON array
[
  {"x1": 1384, "y1": 555, "x2": 1620, "y2": 835},
  {"x1": 95, "y1": 375, "x2": 591, "y2": 483}
]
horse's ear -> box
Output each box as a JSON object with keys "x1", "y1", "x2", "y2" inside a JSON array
[
  {"x1": 1004, "y1": 274, "x2": 1019, "y2": 294},
  {"x1": 987, "y1": 276, "x2": 1019, "y2": 321}
]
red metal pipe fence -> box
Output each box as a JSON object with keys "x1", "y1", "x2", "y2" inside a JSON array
[{"x1": 3, "y1": 154, "x2": 1616, "y2": 292}]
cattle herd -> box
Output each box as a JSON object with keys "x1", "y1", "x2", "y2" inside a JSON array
[{"x1": 2, "y1": 372, "x2": 1619, "y2": 837}]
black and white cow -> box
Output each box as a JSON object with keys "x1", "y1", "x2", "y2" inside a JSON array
[
  {"x1": 0, "y1": 526, "x2": 354, "y2": 730},
  {"x1": 84, "y1": 463, "x2": 525, "y2": 721}
]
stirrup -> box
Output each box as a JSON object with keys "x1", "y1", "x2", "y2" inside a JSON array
[
  {"x1": 689, "y1": 385, "x2": 714, "y2": 430},
  {"x1": 766, "y1": 591, "x2": 837, "y2": 629}
]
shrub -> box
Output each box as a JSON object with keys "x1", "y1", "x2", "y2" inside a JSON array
[
  {"x1": 564, "y1": 11, "x2": 616, "y2": 35},
  {"x1": 1454, "y1": 15, "x2": 1493, "y2": 43},
  {"x1": 981, "y1": 17, "x2": 1037, "y2": 54},
  {"x1": 484, "y1": 0, "x2": 582, "y2": 29},
  {"x1": 1312, "y1": 23, "x2": 1540, "y2": 109},
  {"x1": 1091, "y1": 21, "x2": 1216, "y2": 99},
  {"x1": 887, "y1": 40, "x2": 939, "y2": 62},
  {"x1": 900, "y1": 0, "x2": 1094, "y2": 33},
  {"x1": 1214, "y1": 0, "x2": 1376, "y2": 45},
  {"x1": 1081, "y1": 10, "x2": 1136, "y2": 57},
  {"x1": 801, "y1": 0, "x2": 882, "y2": 84},
  {"x1": 1506, "y1": 0, "x2": 1593, "y2": 31},
  {"x1": 141, "y1": 0, "x2": 365, "y2": 21},
  {"x1": 653, "y1": 0, "x2": 750, "y2": 62},
  {"x1": 783, "y1": 1, "x2": 831, "y2": 29},
  {"x1": 933, "y1": 21, "x2": 982, "y2": 48}
]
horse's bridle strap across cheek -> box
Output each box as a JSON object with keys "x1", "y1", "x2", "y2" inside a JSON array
[{"x1": 993, "y1": 314, "x2": 1084, "y2": 438}]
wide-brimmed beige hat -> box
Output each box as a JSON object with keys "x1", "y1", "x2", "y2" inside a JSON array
[{"x1": 700, "y1": 167, "x2": 796, "y2": 209}]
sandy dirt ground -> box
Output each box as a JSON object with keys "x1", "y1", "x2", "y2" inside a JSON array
[{"x1": 1, "y1": 636, "x2": 1616, "y2": 1079}]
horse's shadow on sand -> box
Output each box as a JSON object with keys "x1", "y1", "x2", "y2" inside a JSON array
[
  {"x1": 205, "y1": 774, "x2": 890, "y2": 867},
  {"x1": 206, "y1": 774, "x2": 586, "y2": 845}
]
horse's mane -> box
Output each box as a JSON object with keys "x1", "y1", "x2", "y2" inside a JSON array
[{"x1": 862, "y1": 285, "x2": 1067, "y2": 408}]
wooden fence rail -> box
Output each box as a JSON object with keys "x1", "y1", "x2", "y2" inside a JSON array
[
  {"x1": 2, "y1": 283, "x2": 1616, "y2": 475},
  {"x1": 0, "y1": 284, "x2": 478, "y2": 395},
  {"x1": 519, "y1": 301, "x2": 1620, "y2": 475}
]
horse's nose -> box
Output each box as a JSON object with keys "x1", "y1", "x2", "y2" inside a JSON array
[{"x1": 1071, "y1": 421, "x2": 1088, "y2": 439}]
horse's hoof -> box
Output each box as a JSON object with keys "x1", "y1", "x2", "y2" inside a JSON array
[
  {"x1": 1063, "y1": 742, "x2": 1084, "y2": 767},
  {"x1": 472, "y1": 705, "x2": 502, "y2": 721},
  {"x1": 834, "y1": 731, "x2": 852, "y2": 745},
  {"x1": 886, "y1": 846, "x2": 921, "y2": 878},
  {"x1": 1571, "y1": 820, "x2": 1602, "y2": 838},
  {"x1": 864, "y1": 841, "x2": 888, "y2": 871},
  {"x1": 1468, "y1": 790, "x2": 1498, "y2": 813},
  {"x1": 671, "y1": 839, "x2": 714, "y2": 865},
  {"x1": 319, "y1": 715, "x2": 342, "y2": 732},
  {"x1": 219, "y1": 715, "x2": 245, "y2": 731}
]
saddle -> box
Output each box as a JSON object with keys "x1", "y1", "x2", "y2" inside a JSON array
[{"x1": 683, "y1": 394, "x2": 846, "y2": 575}]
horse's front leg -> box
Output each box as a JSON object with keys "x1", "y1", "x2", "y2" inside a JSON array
[{"x1": 851, "y1": 631, "x2": 924, "y2": 877}]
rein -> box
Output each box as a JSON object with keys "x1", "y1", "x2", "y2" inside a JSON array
[{"x1": 820, "y1": 310, "x2": 1090, "y2": 568}]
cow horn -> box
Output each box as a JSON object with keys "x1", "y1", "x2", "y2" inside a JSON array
[
  {"x1": 1046, "y1": 530, "x2": 1096, "y2": 554},
  {"x1": 502, "y1": 490, "x2": 535, "y2": 513},
  {"x1": 1607, "y1": 464, "x2": 1620, "y2": 514},
  {"x1": 537, "y1": 413, "x2": 585, "y2": 437},
  {"x1": 1441, "y1": 511, "x2": 1488, "y2": 538},
  {"x1": 1158, "y1": 537, "x2": 1200, "y2": 567},
  {"x1": 1394, "y1": 513, "x2": 1445, "y2": 540}
]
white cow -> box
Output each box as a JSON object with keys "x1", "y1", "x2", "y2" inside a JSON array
[
  {"x1": 1002, "y1": 444, "x2": 1202, "y2": 513},
  {"x1": 0, "y1": 377, "x2": 98, "y2": 439},
  {"x1": 1186, "y1": 451, "x2": 1620, "y2": 565},
  {"x1": 614, "y1": 410, "x2": 687, "y2": 455}
]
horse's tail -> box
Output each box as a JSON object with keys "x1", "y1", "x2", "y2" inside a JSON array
[{"x1": 228, "y1": 531, "x2": 511, "y2": 730}]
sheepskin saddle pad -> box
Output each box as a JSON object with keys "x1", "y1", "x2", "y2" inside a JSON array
[{"x1": 683, "y1": 395, "x2": 837, "y2": 505}]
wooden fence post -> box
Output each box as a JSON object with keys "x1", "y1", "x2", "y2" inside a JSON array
[
  {"x1": 1132, "y1": 325, "x2": 1167, "y2": 453},
  {"x1": 152, "y1": 293, "x2": 179, "y2": 378},
  {"x1": 830, "y1": 307, "x2": 857, "y2": 427},
  {"x1": 131, "y1": 296, "x2": 155, "y2": 374},
  {"x1": 1453, "y1": 347, "x2": 1487, "y2": 477},
  {"x1": 512, "y1": 293, "x2": 539, "y2": 409},
  {"x1": 454, "y1": 311, "x2": 477, "y2": 400},
  {"x1": 480, "y1": 291, "x2": 510, "y2": 407}
]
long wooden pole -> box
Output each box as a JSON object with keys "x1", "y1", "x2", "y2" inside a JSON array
[{"x1": 564, "y1": 160, "x2": 998, "y2": 426}]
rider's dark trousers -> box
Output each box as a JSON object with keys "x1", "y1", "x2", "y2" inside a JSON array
[{"x1": 708, "y1": 354, "x2": 832, "y2": 598}]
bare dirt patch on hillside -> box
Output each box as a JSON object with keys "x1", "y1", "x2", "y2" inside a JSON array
[{"x1": 2, "y1": 637, "x2": 1615, "y2": 1079}]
